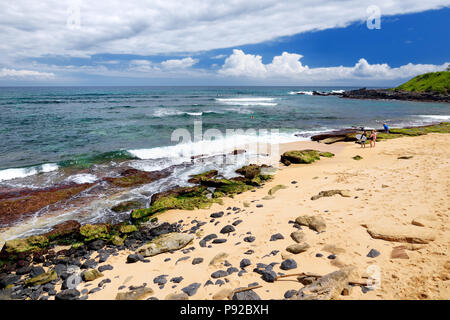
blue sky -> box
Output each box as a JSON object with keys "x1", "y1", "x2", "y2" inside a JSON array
[{"x1": 0, "y1": 1, "x2": 449, "y2": 86}]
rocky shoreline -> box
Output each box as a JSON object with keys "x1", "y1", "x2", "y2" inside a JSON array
[{"x1": 295, "y1": 88, "x2": 450, "y2": 103}]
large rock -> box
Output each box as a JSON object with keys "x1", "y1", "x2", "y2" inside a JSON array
[
  {"x1": 82, "y1": 269, "x2": 103, "y2": 282},
  {"x1": 136, "y1": 233, "x2": 194, "y2": 257},
  {"x1": 286, "y1": 243, "x2": 310, "y2": 254},
  {"x1": 2, "y1": 235, "x2": 49, "y2": 255},
  {"x1": 296, "y1": 267, "x2": 355, "y2": 300},
  {"x1": 43, "y1": 220, "x2": 81, "y2": 241},
  {"x1": 281, "y1": 150, "x2": 321, "y2": 165},
  {"x1": 25, "y1": 269, "x2": 58, "y2": 286},
  {"x1": 79, "y1": 224, "x2": 110, "y2": 242},
  {"x1": 295, "y1": 215, "x2": 326, "y2": 232},
  {"x1": 366, "y1": 224, "x2": 435, "y2": 244},
  {"x1": 115, "y1": 287, "x2": 154, "y2": 300}
]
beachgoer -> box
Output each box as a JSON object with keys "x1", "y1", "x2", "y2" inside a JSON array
[
  {"x1": 383, "y1": 123, "x2": 389, "y2": 134},
  {"x1": 360, "y1": 131, "x2": 367, "y2": 148},
  {"x1": 369, "y1": 129, "x2": 377, "y2": 148}
]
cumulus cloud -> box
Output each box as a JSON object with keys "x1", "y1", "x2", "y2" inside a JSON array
[
  {"x1": 0, "y1": 68, "x2": 55, "y2": 79},
  {"x1": 0, "y1": 0, "x2": 448, "y2": 60},
  {"x1": 161, "y1": 57, "x2": 198, "y2": 69},
  {"x1": 219, "y1": 50, "x2": 449, "y2": 81}
]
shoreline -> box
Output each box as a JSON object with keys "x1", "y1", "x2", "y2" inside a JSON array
[{"x1": 1, "y1": 129, "x2": 449, "y2": 300}]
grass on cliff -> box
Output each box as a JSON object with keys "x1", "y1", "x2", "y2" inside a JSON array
[{"x1": 395, "y1": 71, "x2": 450, "y2": 94}]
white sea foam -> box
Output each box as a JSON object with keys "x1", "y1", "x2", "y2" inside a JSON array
[
  {"x1": 0, "y1": 163, "x2": 58, "y2": 182},
  {"x1": 289, "y1": 91, "x2": 314, "y2": 95},
  {"x1": 331, "y1": 90, "x2": 345, "y2": 94},
  {"x1": 66, "y1": 173, "x2": 98, "y2": 184},
  {"x1": 216, "y1": 97, "x2": 277, "y2": 106},
  {"x1": 416, "y1": 115, "x2": 450, "y2": 121}
]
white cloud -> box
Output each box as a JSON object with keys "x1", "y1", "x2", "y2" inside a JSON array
[
  {"x1": 0, "y1": 68, "x2": 55, "y2": 79},
  {"x1": 0, "y1": 0, "x2": 448, "y2": 61},
  {"x1": 211, "y1": 54, "x2": 227, "y2": 59},
  {"x1": 161, "y1": 57, "x2": 198, "y2": 69},
  {"x1": 219, "y1": 50, "x2": 449, "y2": 81}
]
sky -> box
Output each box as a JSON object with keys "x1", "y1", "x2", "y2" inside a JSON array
[{"x1": 0, "y1": 0, "x2": 449, "y2": 86}]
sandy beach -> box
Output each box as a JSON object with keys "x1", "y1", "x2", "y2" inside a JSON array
[{"x1": 73, "y1": 133, "x2": 450, "y2": 300}]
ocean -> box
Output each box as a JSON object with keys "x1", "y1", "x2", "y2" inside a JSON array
[{"x1": 1, "y1": 86, "x2": 449, "y2": 240}]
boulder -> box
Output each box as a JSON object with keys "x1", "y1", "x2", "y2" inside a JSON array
[
  {"x1": 79, "y1": 224, "x2": 110, "y2": 242},
  {"x1": 286, "y1": 243, "x2": 310, "y2": 254},
  {"x1": 295, "y1": 215, "x2": 326, "y2": 232},
  {"x1": 136, "y1": 233, "x2": 194, "y2": 257},
  {"x1": 281, "y1": 150, "x2": 321, "y2": 165},
  {"x1": 81, "y1": 269, "x2": 103, "y2": 282},
  {"x1": 366, "y1": 224, "x2": 435, "y2": 244},
  {"x1": 25, "y1": 269, "x2": 58, "y2": 287},
  {"x1": 43, "y1": 220, "x2": 81, "y2": 241},
  {"x1": 2, "y1": 235, "x2": 49, "y2": 255}
]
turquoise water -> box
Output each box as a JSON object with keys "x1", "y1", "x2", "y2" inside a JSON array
[{"x1": 1, "y1": 86, "x2": 449, "y2": 181}]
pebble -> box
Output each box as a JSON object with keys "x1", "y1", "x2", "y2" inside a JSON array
[
  {"x1": 240, "y1": 259, "x2": 251, "y2": 269},
  {"x1": 210, "y1": 212, "x2": 224, "y2": 218},
  {"x1": 284, "y1": 289, "x2": 297, "y2": 299},
  {"x1": 261, "y1": 270, "x2": 277, "y2": 283},
  {"x1": 170, "y1": 276, "x2": 184, "y2": 284},
  {"x1": 212, "y1": 239, "x2": 227, "y2": 244},
  {"x1": 220, "y1": 225, "x2": 235, "y2": 234},
  {"x1": 211, "y1": 270, "x2": 228, "y2": 278},
  {"x1": 181, "y1": 283, "x2": 201, "y2": 296},
  {"x1": 232, "y1": 220, "x2": 243, "y2": 226},
  {"x1": 98, "y1": 264, "x2": 114, "y2": 272},
  {"x1": 280, "y1": 259, "x2": 297, "y2": 270},
  {"x1": 153, "y1": 275, "x2": 168, "y2": 285},
  {"x1": 270, "y1": 233, "x2": 284, "y2": 241},
  {"x1": 327, "y1": 254, "x2": 336, "y2": 260},
  {"x1": 192, "y1": 257, "x2": 204, "y2": 265},
  {"x1": 367, "y1": 249, "x2": 380, "y2": 258},
  {"x1": 243, "y1": 236, "x2": 256, "y2": 243}
]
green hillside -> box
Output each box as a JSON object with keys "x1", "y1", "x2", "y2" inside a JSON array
[{"x1": 395, "y1": 70, "x2": 450, "y2": 94}]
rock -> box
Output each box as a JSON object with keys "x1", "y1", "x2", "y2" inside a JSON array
[
  {"x1": 211, "y1": 270, "x2": 228, "y2": 279},
  {"x1": 79, "y1": 224, "x2": 110, "y2": 242},
  {"x1": 290, "y1": 231, "x2": 305, "y2": 243},
  {"x1": 98, "y1": 278, "x2": 111, "y2": 287},
  {"x1": 88, "y1": 240, "x2": 105, "y2": 251},
  {"x1": 227, "y1": 267, "x2": 239, "y2": 274},
  {"x1": 243, "y1": 236, "x2": 255, "y2": 243},
  {"x1": 261, "y1": 270, "x2": 277, "y2": 283},
  {"x1": 98, "y1": 264, "x2": 113, "y2": 272},
  {"x1": 341, "y1": 285, "x2": 353, "y2": 296},
  {"x1": 82, "y1": 269, "x2": 103, "y2": 282},
  {"x1": 55, "y1": 289, "x2": 80, "y2": 300},
  {"x1": 270, "y1": 233, "x2": 284, "y2": 241},
  {"x1": 136, "y1": 233, "x2": 194, "y2": 257},
  {"x1": 25, "y1": 270, "x2": 58, "y2": 287},
  {"x1": 240, "y1": 259, "x2": 251, "y2": 269},
  {"x1": 232, "y1": 290, "x2": 261, "y2": 300},
  {"x1": 188, "y1": 170, "x2": 218, "y2": 184},
  {"x1": 232, "y1": 219, "x2": 243, "y2": 226},
  {"x1": 295, "y1": 215, "x2": 326, "y2": 232},
  {"x1": 1, "y1": 235, "x2": 49, "y2": 255},
  {"x1": 165, "y1": 292, "x2": 189, "y2": 300},
  {"x1": 209, "y1": 252, "x2": 228, "y2": 266},
  {"x1": 210, "y1": 212, "x2": 224, "y2": 218},
  {"x1": 212, "y1": 239, "x2": 227, "y2": 244},
  {"x1": 297, "y1": 276, "x2": 316, "y2": 285},
  {"x1": 284, "y1": 289, "x2": 297, "y2": 299},
  {"x1": 62, "y1": 274, "x2": 82, "y2": 290},
  {"x1": 366, "y1": 224, "x2": 435, "y2": 244},
  {"x1": 29, "y1": 266, "x2": 45, "y2": 278},
  {"x1": 220, "y1": 225, "x2": 235, "y2": 234},
  {"x1": 119, "y1": 224, "x2": 139, "y2": 234},
  {"x1": 127, "y1": 254, "x2": 144, "y2": 263},
  {"x1": 281, "y1": 150, "x2": 323, "y2": 165},
  {"x1": 311, "y1": 190, "x2": 351, "y2": 200},
  {"x1": 43, "y1": 220, "x2": 81, "y2": 241},
  {"x1": 181, "y1": 283, "x2": 201, "y2": 296},
  {"x1": 280, "y1": 259, "x2": 297, "y2": 270},
  {"x1": 81, "y1": 259, "x2": 97, "y2": 269},
  {"x1": 171, "y1": 276, "x2": 184, "y2": 283},
  {"x1": 256, "y1": 204, "x2": 263, "y2": 208},
  {"x1": 286, "y1": 243, "x2": 310, "y2": 254},
  {"x1": 367, "y1": 249, "x2": 380, "y2": 258},
  {"x1": 115, "y1": 287, "x2": 154, "y2": 300},
  {"x1": 192, "y1": 257, "x2": 204, "y2": 265},
  {"x1": 296, "y1": 267, "x2": 355, "y2": 300},
  {"x1": 327, "y1": 254, "x2": 336, "y2": 260},
  {"x1": 390, "y1": 246, "x2": 409, "y2": 259},
  {"x1": 153, "y1": 275, "x2": 168, "y2": 285}
]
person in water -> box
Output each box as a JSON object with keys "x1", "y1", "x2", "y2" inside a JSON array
[
  {"x1": 369, "y1": 129, "x2": 377, "y2": 148},
  {"x1": 360, "y1": 131, "x2": 367, "y2": 148},
  {"x1": 383, "y1": 123, "x2": 390, "y2": 134}
]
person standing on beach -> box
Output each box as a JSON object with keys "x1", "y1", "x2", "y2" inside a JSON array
[
  {"x1": 383, "y1": 123, "x2": 390, "y2": 134},
  {"x1": 369, "y1": 129, "x2": 377, "y2": 148},
  {"x1": 360, "y1": 131, "x2": 367, "y2": 148}
]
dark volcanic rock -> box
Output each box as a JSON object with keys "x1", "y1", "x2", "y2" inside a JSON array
[
  {"x1": 367, "y1": 249, "x2": 380, "y2": 258},
  {"x1": 261, "y1": 270, "x2": 277, "y2": 283},
  {"x1": 181, "y1": 283, "x2": 201, "y2": 296},
  {"x1": 240, "y1": 259, "x2": 251, "y2": 269},
  {"x1": 211, "y1": 270, "x2": 228, "y2": 279},
  {"x1": 280, "y1": 259, "x2": 297, "y2": 270},
  {"x1": 270, "y1": 233, "x2": 284, "y2": 241},
  {"x1": 55, "y1": 289, "x2": 80, "y2": 300},
  {"x1": 192, "y1": 258, "x2": 204, "y2": 265},
  {"x1": 126, "y1": 254, "x2": 144, "y2": 263},
  {"x1": 341, "y1": 88, "x2": 450, "y2": 103},
  {"x1": 220, "y1": 225, "x2": 235, "y2": 234},
  {"x1": 232, "y1": 290, "x2": 261, "y2": 300}
]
